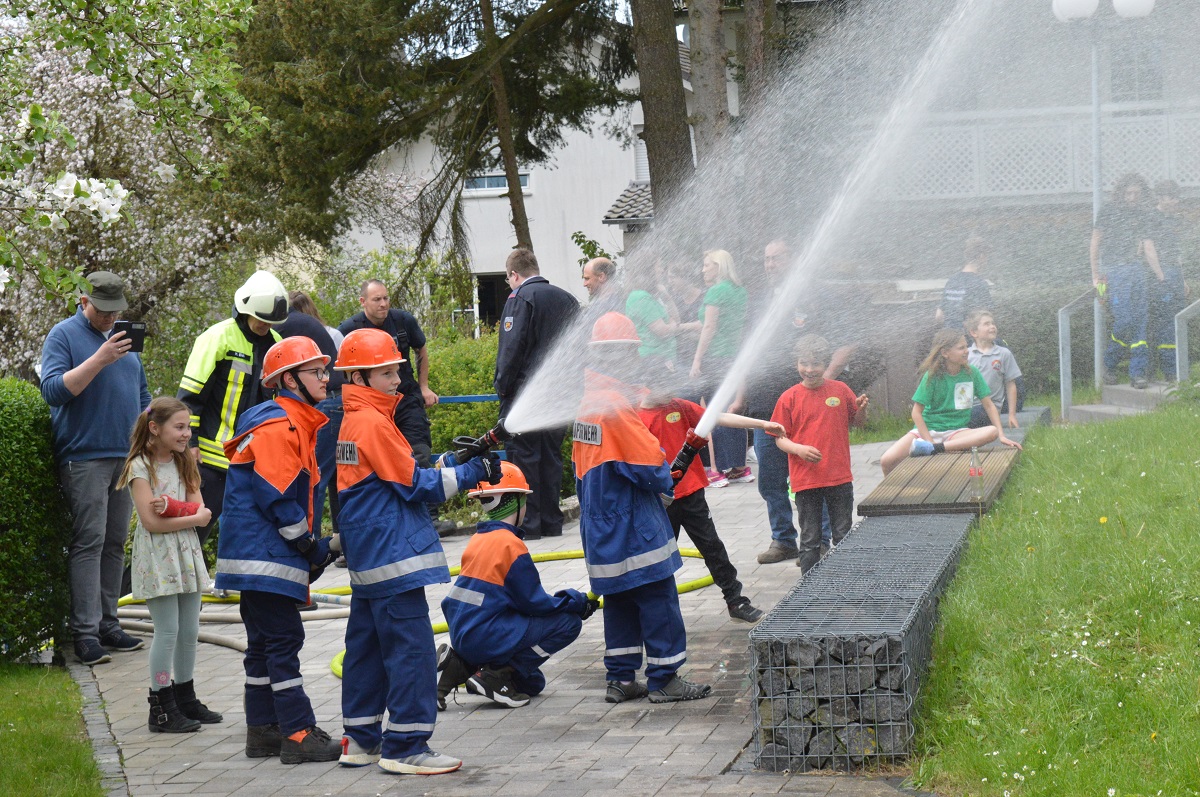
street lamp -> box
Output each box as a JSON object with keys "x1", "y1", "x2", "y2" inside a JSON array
[{"x1": 1052, "y1": 0, "x2": 1156, "y2": 392}]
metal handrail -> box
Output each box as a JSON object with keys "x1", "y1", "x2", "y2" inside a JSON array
[
  {"x1": 1059, "y1": 290, "x2": 1106, "y2": 420},
  {"x1": 1175, "y1": 299, "x2": 1200, "y2": 383}
]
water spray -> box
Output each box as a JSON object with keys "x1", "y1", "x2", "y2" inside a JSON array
[
  {"x1": 452, "y1": 418, "x2": 514, "y2": 462},
  {"x1": 692, "y1": 0, "x2": 990, "y2": 439},
  {"x1": 669, "y1": 429, "x2": 708, "y2": 485}
]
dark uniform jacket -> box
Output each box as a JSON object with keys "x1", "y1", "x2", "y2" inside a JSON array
[
  {"x1": 494, "y1": 276, "x2": 579, "y2": 410},
  {"x1": 338, "y1": 309, "x2": 430, "y2": 449}
]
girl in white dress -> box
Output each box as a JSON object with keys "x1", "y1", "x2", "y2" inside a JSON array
[{"x1": 118, "y1": 397, "x2": 221, "y2": 733}]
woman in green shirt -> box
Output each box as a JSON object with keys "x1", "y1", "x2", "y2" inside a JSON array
[
  {"x1": 689, "y1": 249, "x2": 750, "y2": 483},
  {"x1": 625, "y1": 260, "x2": 686, "y2": 371}
]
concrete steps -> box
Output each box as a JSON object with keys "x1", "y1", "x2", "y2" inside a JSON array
[{"x1": 1067, "y1": 381, "x2": 1176, "y2": 424}]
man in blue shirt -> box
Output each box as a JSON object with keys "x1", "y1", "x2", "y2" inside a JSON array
[{"x1": 40, "y1": 272, "x2": 151, "y2": 666}]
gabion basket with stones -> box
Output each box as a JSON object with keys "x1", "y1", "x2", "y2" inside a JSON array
[{"x1": 750, "y1": 514, "x2": 972, "y2": 772}]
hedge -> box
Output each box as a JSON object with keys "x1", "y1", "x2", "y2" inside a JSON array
[
  {"x1": 0, "y1": 378, "x2": 72, "y2": 663},
  {"x1": 427, "y1": 330, "x2": 576, "y2": 499}
]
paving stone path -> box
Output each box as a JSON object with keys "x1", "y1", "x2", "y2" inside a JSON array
[{"x1": 81, "y1": 442, "x2": 931, "y2": 796}]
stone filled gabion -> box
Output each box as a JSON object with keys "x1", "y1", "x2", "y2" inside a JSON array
[{"x1": 752, "y1": 635, "x2": 911, "y2": 772}]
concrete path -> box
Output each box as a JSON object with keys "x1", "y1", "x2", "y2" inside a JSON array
[{"x1": 82, "y1": 442, "x2": 929, "y2": 796}]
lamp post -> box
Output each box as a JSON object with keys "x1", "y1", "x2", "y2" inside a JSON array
[{"x1": 1052, "y1": 0, "x2": 1156, "y2": 390}]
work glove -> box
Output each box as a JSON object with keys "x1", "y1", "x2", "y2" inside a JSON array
[
  {"x1": 297, "y1": 534, "x2": 335, "y2": 568},
  {"x1": 554, "y1": 588, "x2": 587, "y2": 616},
  {"x1": 582, "y1": 594, "x2": 601, "y2": 621},
  {"x1": 474, "y1": 451, "x2": 503, "y2": 484}
]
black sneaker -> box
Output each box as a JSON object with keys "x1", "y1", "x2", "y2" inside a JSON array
[
  {"x1": 604, "y1": 680, "x2": 649, "y2": 704},
  {"x1": 100, "y1": 629, "x2": 145, "y2": 652},
  {"x1": 466, "y1": 667, "x2": 530, "y2": 708},
  {"x1": 727, "y1": 601, "x2": 764, "y2": 624},
  {"x1": 647, "y1": 675, "x2": 712, "y2": 703},
  {"x1": 436, "y1": 644, "x2": 472, "y2": 711},
  {"x1": 280, "y1": 725, "x2": 342, "y2": 764},
  {"x1": 75, "y1": 639, "x2": 111, "y2": 666}
]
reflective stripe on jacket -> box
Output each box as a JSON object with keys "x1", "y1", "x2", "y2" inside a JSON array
[
  {"x1": 337, "y1": 384, "x2": 487, "y2": 599},
  {"x1": 214, "y1": 392, "x2": 328, "y2": 601},
  {"x1": 178, "y1": 317, "x2": 281, "y2": 470},
  {"x1": 442, "y1": 520, "x2": 585, "y2": 664},
  {"x1": 572, "y1": 369, "x2": 680, "y2": 595}
]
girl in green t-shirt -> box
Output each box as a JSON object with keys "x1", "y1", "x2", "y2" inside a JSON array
[{"x1": 880, "y1": 329, "x2": 1021, "y2": 475}]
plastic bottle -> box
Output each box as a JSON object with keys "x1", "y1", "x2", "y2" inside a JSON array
[{"x1": 968, "y1": 446, "x2": 983, "y2": 501}]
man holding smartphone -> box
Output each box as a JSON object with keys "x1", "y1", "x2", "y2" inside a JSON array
[{"x1": 40, "y1": 271, "x2": 151, "y2": 666}]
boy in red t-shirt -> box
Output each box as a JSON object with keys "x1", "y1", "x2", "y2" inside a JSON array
[
  {"x1": 638, "y1": 386, "x2": 784, "y2": 623},
  {"x1": 771, "y1": 335, "x2": 869, "y2": 575}
]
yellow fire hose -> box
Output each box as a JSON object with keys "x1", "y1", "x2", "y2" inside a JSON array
[{"x1": 115, "y1": 547, "x2": 715, "y2": 677}]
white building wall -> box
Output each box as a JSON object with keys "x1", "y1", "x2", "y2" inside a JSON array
[
  {"x1": 460, "y1": 118, "x2": 637, "y2": 298},
  {"x1": 364, "y1": 100, "x2": 641, "y2": 306}
]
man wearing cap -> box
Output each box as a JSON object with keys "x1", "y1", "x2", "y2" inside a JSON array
[
  {"x1": 41, "y1": 271, "x2": 151, "y2": 666},
  {"x1": 178, "y1": 270, "x2": 288, "y2": 545}
]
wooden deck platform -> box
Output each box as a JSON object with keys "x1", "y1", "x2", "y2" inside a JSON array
[{"x1": 857, "y1": 447, "x2": 1020, "y2": 517}]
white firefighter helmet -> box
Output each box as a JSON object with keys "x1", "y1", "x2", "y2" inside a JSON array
[{"x1": 234, "y1": 271, "x2": 288, "y2": 324}]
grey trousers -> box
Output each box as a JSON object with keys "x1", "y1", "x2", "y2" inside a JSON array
[{"x1": 59, "y1": 458, "x2": 132, "y2": 643}]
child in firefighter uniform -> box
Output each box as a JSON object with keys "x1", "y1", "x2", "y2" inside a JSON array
[
  {"x1": 436, "y1": 462, "x2": 595, "y2": 710},
  {"x1": 215, "y1": 337, "x2": 342, "y2": 764},
  {"x1": 573, "y1": 312, "x2": 712, "y2": 704},
  {"x1": 333, "y1": 328, "x2": 499, "y2": 776}
]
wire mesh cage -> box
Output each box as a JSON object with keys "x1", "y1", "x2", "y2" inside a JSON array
[{"x1": 749, "y1": 514, "x2": 972, "y2": 772}]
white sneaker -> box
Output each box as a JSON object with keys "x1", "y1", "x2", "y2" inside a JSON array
[
  {"x1": 378, "y1": 749, "x2": 463, "y2": 775},
  {"x1": 339, "y1": 736, "x2": 381, "y2": 767}
]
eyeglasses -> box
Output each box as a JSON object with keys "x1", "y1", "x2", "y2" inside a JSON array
[{"x1": 297, "y1": 368, "x2": 330, "y2": 380}]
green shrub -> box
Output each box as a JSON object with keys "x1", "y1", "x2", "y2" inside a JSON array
[
  {"x1": 0, "y1": 378, "x2": 72, "y2": 663},
  {"x1": 426, "y1": 330, "x2": 576, "y2": 500}
]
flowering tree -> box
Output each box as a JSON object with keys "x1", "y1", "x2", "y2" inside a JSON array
[
  {"x1": 0, "y1": 0, "x2": 258, "y2": 299},
  {"x1": 0, "y1": 38, "x2": 249, "y2": 385}
]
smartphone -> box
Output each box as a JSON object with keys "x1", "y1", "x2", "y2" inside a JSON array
[{"x1": 111, "y1": 320, "x2": 147, "y2": 353}]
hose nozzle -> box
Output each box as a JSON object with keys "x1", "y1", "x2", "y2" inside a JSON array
[
  {"x1": 669, "y1": 429, "x2": 708, "y2": 485},
  {"x1": 452, "y1": 418, "x2": 514, "y2": 462}
]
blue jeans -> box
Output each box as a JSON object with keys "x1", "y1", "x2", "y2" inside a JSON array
[{"x1": 753, "y1": 428, "x2": 796, "y2": 545}]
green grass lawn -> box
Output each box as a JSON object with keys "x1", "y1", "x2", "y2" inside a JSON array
[
  {"x1": 0, "y1": 663, "x2": 104, "y2": 796},
  {"x1": 911, "y1": 398, "x2": 1200, "y2": 796}
]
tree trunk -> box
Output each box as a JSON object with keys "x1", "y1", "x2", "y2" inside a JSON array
[
  {"x1": 741, "y1": 0, "x2": 776, "y2": 115},
  {"x1": 480, "y1": 0, "x2": 534, "y2": 250},
  {"x1": 629, "y1": 0, "x2": 693, "y2": 222},
  {"x1": 687, "y1": 0, "x2": 728, "y2": 165}
]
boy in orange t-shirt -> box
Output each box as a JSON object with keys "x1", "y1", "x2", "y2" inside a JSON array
[{"x1": 771, "y1": 335, "x2": 869, "y2": 574}]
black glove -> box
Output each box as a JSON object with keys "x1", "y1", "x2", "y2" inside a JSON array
[
  {"x1": 581, "y1": 595, "x2": 600, "y2": 621},
  {"x1": 475, "y1": 451, "x2": 503, "y2": 484},
  {"x1": 297, "y1": 534, "x2": 335, "y2": 569}
]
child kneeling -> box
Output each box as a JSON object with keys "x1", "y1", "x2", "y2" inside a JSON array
[
  {"x1": 880, "y1": 329, "x2": 1021, "y2": 476},
  {"x1": 436, "y1": 461, "x2": 595, "y2": 710}
]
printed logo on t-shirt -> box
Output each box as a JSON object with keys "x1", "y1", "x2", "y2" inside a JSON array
[
  {"x1": 503, "y1": 317, "x2": 513, "y2": 332},
  {"x1": 666, "y1": 412, "x2": 681, "y2": 423},
  {"x1": 954, "y1": 382, "x2": 975, "y2": 409},
  {"x1": 825, "y1": 397, "x2": 841, "y2": 407},
  {"x1": 990, "y1": 358, "x2": 1002, "y2": 371}
]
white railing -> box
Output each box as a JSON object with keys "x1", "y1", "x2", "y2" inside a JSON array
[
  {"x1": 886, "y1": 103, "x2": 1200, "y2": 201},
  {"x1": 1175, "y1": 299, "x2": 1200, "y2": 383},
  {"x1": 1058, "y1": 290, "x2": 1106, "y2": 420}
]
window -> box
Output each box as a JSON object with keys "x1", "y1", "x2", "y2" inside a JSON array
[
  {"x1": 1110, "y1": 36, "x2": 1163, "y2": 104},
  {"x1": 464, "y1": 172, "x2": 529, "y2": 192}
]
